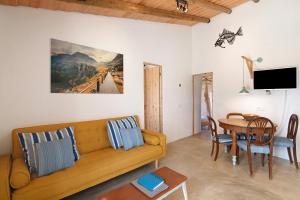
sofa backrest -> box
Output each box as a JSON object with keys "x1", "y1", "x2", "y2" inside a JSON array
[{"x1": 12, "y1": 115, "x2": 141, "y2": 159}]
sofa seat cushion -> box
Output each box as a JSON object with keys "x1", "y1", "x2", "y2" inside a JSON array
[{"x1": 12, "y1": 144, "x2": 162, "y2": 200}]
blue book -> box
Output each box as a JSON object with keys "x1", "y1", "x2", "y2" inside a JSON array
[{"x1": 137, "y1": 172, "x2": 164, "y2": 191}]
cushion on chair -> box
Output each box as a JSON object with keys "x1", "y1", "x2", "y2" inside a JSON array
[
  {"x1": 236, "y1": 133, "x2": 247, "y2": 140},
  {"x1": 274, "y1": 136, "x2": 294, "y2": 148},
  {"x1": 237, "y1": 140, "x2": 270, "y2": 154},
  {"x1": 213, "y1": 134, "x2": 232, "y2": 143},
  {"x1": 236, "y1": 133, "x2": 256, "y2": 140}
]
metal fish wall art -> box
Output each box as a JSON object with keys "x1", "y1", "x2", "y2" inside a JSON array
[{"x1": 215, "y1": 27, "x2": 243, "y2": 48}]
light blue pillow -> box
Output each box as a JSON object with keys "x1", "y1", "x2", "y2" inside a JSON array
[
  {"x1": 107, "y1": 116, "x2": 139, "y2": 149},
  {"x1": 34, "y1": 138, "x2": 75, "y2": 177},
  {"x1": 120, "y1": 127, "x2": 144, "y2": 151},
  {"x1": 18, "y1": 127, "x2": 80, "y2": 173}
]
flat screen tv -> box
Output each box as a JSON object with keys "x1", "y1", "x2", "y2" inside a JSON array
[{"x1": 253, "y1": 67, "x2": 297, "y2": 90}]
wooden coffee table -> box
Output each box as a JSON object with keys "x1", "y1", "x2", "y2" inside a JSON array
[{"x1": 98, "y1": 167, "x2": 188, "y2": 200}]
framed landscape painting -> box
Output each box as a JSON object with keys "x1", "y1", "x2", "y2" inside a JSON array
[{"x1": 51, "y1": 39, "x2": 123, "y2": 94}]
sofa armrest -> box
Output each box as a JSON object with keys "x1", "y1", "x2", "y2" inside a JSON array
[
  {"x1": 142, "y1": 129, "x2": 166, "y2": 157},
  {"x1": 0, "y1": 155, "x2": 12, "y2": 200},
  {"x1": 10, "y1": 158, "x2": 30, "y2": 189}
]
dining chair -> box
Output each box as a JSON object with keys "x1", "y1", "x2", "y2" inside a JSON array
[
  {"x1": 236, "y1": 117, "x2": 275, "y2": 179},
  {"x1": 208, "y1": 116, "x2": 232, "y2": 161},
  {"x1": 226, "y1": 112, "x2": 244, "y2": 119},
  {"x1": 225, "y1": 112, "x2": 249, "y2": 140},
  {"x1": 274, "y1": 114, "x2": 299, "y2": 169}
]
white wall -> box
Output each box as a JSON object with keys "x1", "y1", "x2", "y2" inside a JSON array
[
  {"x1": 192, "y1": 0, "x2": 300, "y2": 159},
  {"x1": 2, "y1": 1, "x2": 299, "y2": 160},
  {"x1": 0, "y1": 6, "x2": 193, "y2": 155}
]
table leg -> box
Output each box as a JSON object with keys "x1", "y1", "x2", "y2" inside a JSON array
[
  {"x1": 232, "y1": 155, "x2": 237, "y2": 166},
  {"x1": 182, "y1": 182, "x2": 188, "y2": 200},
  {"x1": 231, "y1": 129, "x2": 237, "y2": 166},
  {"x1": 155, "y1": 160, "x2": 159, "y2": 169}
]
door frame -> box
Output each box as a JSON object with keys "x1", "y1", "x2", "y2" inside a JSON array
[
  {"x1": 192, "y1": 72, "x2": 213, "y2": 135},
  {"x1": 144, "y1": 62, "x2": 163, "y2": 132},
  {"x1": 192, "y1": 74, "x2": 202, "y2": 135}
]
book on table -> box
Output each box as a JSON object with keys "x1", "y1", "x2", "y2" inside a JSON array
[
  {"x1": 132, "y1": 172, "x2": 168, "y2": 198},
  {"x1": 137, "y1": 172, "x2": 164, "y2": 191}
]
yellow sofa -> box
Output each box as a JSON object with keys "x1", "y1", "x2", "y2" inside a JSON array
[{"x1": 0, "y1": 116, "x2": 166, "y2": 200}]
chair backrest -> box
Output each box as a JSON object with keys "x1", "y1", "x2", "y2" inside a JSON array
[
  {"x1": 226, "y1": 112, "x2": 244, "y2": 119},
  {"x1": 208, "y1": 116, "x2": 218, "y2": 138},
  {"x1": 287, "y1": 114, "x2": 298, "y2": 140},
  {"x1": 246, "y1": 117, "x2": 275, "y2": 147}
]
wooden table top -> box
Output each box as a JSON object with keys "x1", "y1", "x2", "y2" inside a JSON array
[
  {"x1": 219, "y1": 118, "x2": 252, "y2": 128},
  {"x1": 98, "y1": 167, "x2": 187, "y2": 200},
  {"x1": 218, "y1": 118, "x2": 277, "y2": 128}
]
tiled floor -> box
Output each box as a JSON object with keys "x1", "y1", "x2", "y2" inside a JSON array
[{"x1": 66, "y1": 133, "x2": 300, "y2": 200}]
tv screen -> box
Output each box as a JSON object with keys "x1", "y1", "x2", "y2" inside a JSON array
[{"x1": 253, "y1": 67, "x2": 297, "y2": 90}]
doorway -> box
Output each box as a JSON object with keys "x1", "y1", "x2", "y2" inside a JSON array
[
  {"x1": 193, "y1": 72, "x2": 213, "y2": 134},
  {"x1": 144, "y1": 62, "x2": 163, "y2": 132}
]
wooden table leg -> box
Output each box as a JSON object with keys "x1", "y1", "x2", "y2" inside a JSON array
[{"x1": 231, "y1": 129, "x2": 237, "y2": 166}]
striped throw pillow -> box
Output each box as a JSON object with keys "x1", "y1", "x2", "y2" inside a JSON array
[
  {"x1": 18, "y1": 127, "x2": 80, "y2": 173},
  {"x1": 35, "y1": 138, "x2": 75, "y2": 177},
  {"x1": 120, "y1": 127, "x2": 144, "y2": 151},
  {"x1": 106, "y1": 116, "x2": 139, "y2": 149}
]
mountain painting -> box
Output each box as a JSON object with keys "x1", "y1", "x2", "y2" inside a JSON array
[{"x1": 51, "y1": 39, "x2": 124, "y2": 94}]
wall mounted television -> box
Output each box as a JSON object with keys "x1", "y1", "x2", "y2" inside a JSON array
[{"x1": 253, "y1": 67, "x2": 297, "y2": 90}]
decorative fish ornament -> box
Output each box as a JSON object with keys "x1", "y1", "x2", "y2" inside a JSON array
[{"x1": 215, "y1": 27, "x2": 243, "y2": 48}]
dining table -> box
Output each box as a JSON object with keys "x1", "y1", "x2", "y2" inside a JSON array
[{"x1": 218, "y1": 118, "x2": 277, "y2": 166}]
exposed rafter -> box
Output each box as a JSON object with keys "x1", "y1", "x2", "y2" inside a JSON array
[
  {"x1": 191, "y1": 0, "x2": 232, "y2": 14},
  {"x1": 0, "y1": 0, "x2": 255, "y2": 26},
  {"x1": 61, "y1": 0, "x2": 210, "y2": 23}
]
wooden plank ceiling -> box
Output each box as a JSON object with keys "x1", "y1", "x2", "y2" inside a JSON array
[{"x1": 0, "y1": 0, "x2": 259, "y2": 26}]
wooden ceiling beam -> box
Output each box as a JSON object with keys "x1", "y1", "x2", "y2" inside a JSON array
[
  {"x1": 191, "y1": 0, "x2": 232, "y2": 14},
  {"x1": 60, "y1": 0, "x2": 210, "y2": 23}
]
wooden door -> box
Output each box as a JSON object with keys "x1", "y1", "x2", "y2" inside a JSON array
[{"x1": 144, "y1": 64, "x2": 162, "y2": 132}]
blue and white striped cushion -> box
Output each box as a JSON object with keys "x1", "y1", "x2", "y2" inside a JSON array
[
  {"x1": 18, "y1": 127, "x2": 80, "y2": 173},
  {"x1": 107, "y1": 116, "x2": 139, "y2": 149}
]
